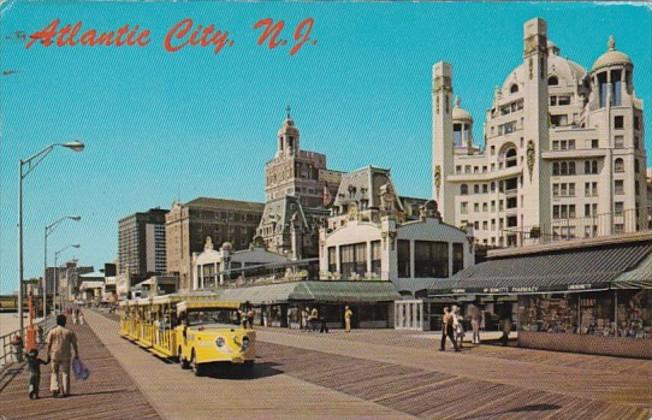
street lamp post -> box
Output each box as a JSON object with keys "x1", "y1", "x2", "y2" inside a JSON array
[
  {"x1": 17, "y1": 141, "x2": 84, "y2": 338},
  {"x1": 54, "y1": 244, "x2": 80, "y2": 313},
  {"x1": 44, "y1": 216, "x2": 81, "y2": 317}
]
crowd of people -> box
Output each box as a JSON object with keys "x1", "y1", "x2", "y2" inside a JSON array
[{"x1": 440, "y1": 304, "x2": 513, "y2": 351}]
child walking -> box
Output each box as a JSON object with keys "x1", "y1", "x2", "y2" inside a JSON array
[{"x1": 25, "y1": 349, "x2": 49, "y2": 399}]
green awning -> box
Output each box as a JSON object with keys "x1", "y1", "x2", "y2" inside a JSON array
[
  {"x1": 215, "y1": 281, "x2": 400, "y2": 305},
  {"x1": 291, "y1": 281, "x2": 401, "y2": 303},
  {"x1": 218, "y1": 282, "x2": 300, "y2": 305}
]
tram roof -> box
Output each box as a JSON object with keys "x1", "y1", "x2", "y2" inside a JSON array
[{"x1": 176, "y1": 300, "x2": 241, "y2": 314}]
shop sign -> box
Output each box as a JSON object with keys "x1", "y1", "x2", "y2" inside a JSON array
[
  {"x1": 567, "y1": 283, "x2": 592, "y2": 290},
  {"x1": 511, "y1": 286, "x2": 539, "y2": 293},
  {"x1": 483, "y1": 287, "x2": 508, "y2": 293}
]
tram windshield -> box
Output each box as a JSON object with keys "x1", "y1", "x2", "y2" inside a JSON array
[{"x1": 187, "y1": 309, "x2": 241, "y2": 327}]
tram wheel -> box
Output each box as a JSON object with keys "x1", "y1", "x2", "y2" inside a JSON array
[
  {"x1": 190, "y1": 351, "x2": 204, "y2": 377},
  {"x1": 179, "y1": 348, "x2": 190, "y2": 369}
]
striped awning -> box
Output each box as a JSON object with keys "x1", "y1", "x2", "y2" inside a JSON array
[
  {"x1": 611, "y1": 249, "x2": 652, "y2": 290},
  {"x1": 429, "y1": 242, "x2": 652, "y2": 295}
]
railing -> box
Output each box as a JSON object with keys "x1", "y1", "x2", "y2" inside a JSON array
[
  {"x1": 499, "y1": 206, "x2": 652, "y2": 248},
  {"x1": 0, "y1": 316, "x2": 56, "y2": 373}
]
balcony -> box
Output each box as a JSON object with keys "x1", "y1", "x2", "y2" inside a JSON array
[{"x1": 491, "y1": 205, "x2": 652, "y2": 253}]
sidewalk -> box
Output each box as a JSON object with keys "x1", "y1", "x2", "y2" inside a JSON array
[{"x1": 0, "y1": 313, "x2": 160, "y2": 420}]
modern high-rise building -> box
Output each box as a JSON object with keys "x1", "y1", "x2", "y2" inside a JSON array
[
  {"x1": 256, "y1": 110, "x2": 342, "y2": 258},
  {"x1": 433, "y1": 18, "x2": 647, "y2": 248},
  {"x1": 165, "y1": 197, "x2": 264, "y2": 291},
  {"x1": 118, "y1": 208, "x2": 169, "y2": 279}
]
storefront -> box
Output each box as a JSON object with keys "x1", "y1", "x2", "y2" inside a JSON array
[
  {"x1": 428, "y1": 238, "x2": 652, "y2": 358},
  {"x1": 216, "y1": 280, "x2": 400, "y2": 329}
]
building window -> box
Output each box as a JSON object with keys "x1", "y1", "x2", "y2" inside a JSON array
[
  {"x1": 490, "y1": 146, "x2": 495, "y2": 155},
  {"x1": 452, "y1": 243, "x2": 464, "y2": 274},
  {"x1": 482, "y1": 184, "x2": 488, "y2": 193},
  {"x1": 614, "y1": 116, "x2": 624, "y2": 129},
  {"x1": 510, "y1": 84, "x2": 519, "y2": 94},
  {"x1": 598, "y1": 72, "x2": 607, "y2": 108},
  {"x1": 585, "y1": 160, "x2": 599, "y2": 175},
  {"x1": 614, "y1": 158, "x2": 624, "y2": 173},
  {"x1": 614, "y1": 135, "x2": 624, "y2": 149},
  {"x1": 611, "y1": 70, "x2": 622, "y2": 106},
  {"x1": 371, "y1": 241, "x2": 381, "y2": 276},
  {"x1": 506, "y1": 197, "x2": 517, "y2": 209},
  {"x1": 548, "y1": 75, "x2": 559, "y2": 86},
  {"x1": 553, "y1": 162, "x2": 559, "y2": 176},
  {"x1": 634, "y1": 115, "x2": 640, "y2": 130},
  {"x1": 460, "y1": 184, "x2": 468, "y2": 195},
  {"x1": 414, "y1": 241, "x2": 449, "y2": 278},
  {"x1": 460, "y1": 202, "x2": 468, "y2": 215},
  {"x1": 591, "y1": 139, "x2": 599, "y2": 149},
  {"x1": 505, "y1": 148, "x2": 517, "y2": 168},
  {"x1": 328, "y1": 247, "x2": 337, "y2": 273},
  {"x1": 340, "y1": 242, "x2": 367, "y2": 277},
  {"x1": 614, "y1": 202, "x2": 624, "y2": 216},
  {"x1": 558, "y1": 95, "x2": 571, "y2": 106},
  {"x1": 550, "y1": 115, "x2": 568, "y2": 127},
  {"x1": 635, "y1": 159, "x2": 640, "y2": 173},
  {"x1": 397, "y1": 240, "x2": 411, "y2": 278},
  {"x1": 635, "y1": 181, "x2": 640, "y2": 195},
  {"x1": 455, "y1": 165, "x2": 462, "y2": 174},
  {"x1": 614, "y1": 180, "x2": 624, "y2": 195},
  {"x1": 568, "y1": 139, "x2": 575, "y2": 150}
]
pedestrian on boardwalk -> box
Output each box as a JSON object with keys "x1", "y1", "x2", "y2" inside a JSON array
[
  {"x1": 247, "y1": 307, "x2": 255, "y2": 330},
  {"x1": 344, "y1": 306, "x2": 353, "y2": 333},
  {"x1": 470, "y1": 305, "x2": 481, "y2": 344},
  {"x1": 310, "y1": 307, "x2": 319, "y2": 332},
  {"x1": 501, "y1": 317, "x2": 512, "y2": 346},
  {"x1": 439, "y1": 306, "x2": 459, "y2": 352},
  {"x1": 78, "y1": 311, "x2": 85, "y2": 326},
  {"x1": 453, "y1": 306, "x2": 464, "y2": 349},
  {"x1": 72, "y1": 308, "x2": 79, "y2": 325},
  {"x1": 11, "y1": 333, "x2": 24, "y2": 362},
  {"x1": 46, "y1": 314, "x2": 79, "y2": 398},
  {"x1": 301, "y1": 307, "x2": 309, "y2": 331},
  {"x1": 24, "y1": 348, "x2": 49, "y2": 399}
]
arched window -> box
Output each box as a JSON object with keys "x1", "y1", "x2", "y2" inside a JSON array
[
  {"x1": 460, "y1": 184, "x2": 468, "y2": 195},
  {"x1": 553, "y1": 162, "x2": 559, "y2": 176},
  {"x1": 510, "y1": 84, "x2": 519, "y2": 94},
  {"x1": 548, "y1": 76, "x2": 559, "y2": 86},
  {"x1": 505, "y1": 148, "x2": 517, "y2": 168},
  {"x1": 614, "y1": 158, "x2": 624, "y2": 173},
  {"x1": 561, "y1": 162, "x2": 568, "y2": 175}
]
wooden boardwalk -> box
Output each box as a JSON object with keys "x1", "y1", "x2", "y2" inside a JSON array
[
  {"x1": 0, "y1": 314, "x2": 160, "y2": 420},
  {"x1": 257, "y1": 342, "x2": 651, "y2": 419}
]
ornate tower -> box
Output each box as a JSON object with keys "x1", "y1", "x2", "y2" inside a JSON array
[
  {"x1": 276, "y1": 106, "x2": 300, "y2": 157},
  {"x1": 432, "y1": 61, "x2": 455, "y2": 224},
  {"x1": 519, "y1": 18, "x2": 550, "y2": 234}
]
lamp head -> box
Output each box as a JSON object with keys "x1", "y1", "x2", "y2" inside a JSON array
[
  {"x1": 72, "y1": 244, "x2": 80, "y2": 248},
  {"x1": 70, "y1": 216, "x2": 81, "y2": 222},
  {"x1": 62, "y1": 141, "x2": 85, "y2": 152}
]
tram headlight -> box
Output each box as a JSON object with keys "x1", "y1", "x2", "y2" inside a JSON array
[
  {"x1": 216, "y1": 337, "x2": 226, "y2": 347},
  {"x1": 241, "y1": 336, "x2": 250, "y2": 351}
]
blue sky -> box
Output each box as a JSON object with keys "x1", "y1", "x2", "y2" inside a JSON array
[{"x1": 0, "y1": 1, "x2": 650, "y2": 293}]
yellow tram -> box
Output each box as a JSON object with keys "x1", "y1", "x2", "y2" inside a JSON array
[{"x1": 118, "y1": 292, "x2": 256, "y2": 375}]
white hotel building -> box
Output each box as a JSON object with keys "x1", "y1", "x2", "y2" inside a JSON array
[{"x1": 433, "y1": 18, "x2": 647, "y2": 247}]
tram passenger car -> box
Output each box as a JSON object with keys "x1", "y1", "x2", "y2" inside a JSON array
[{"x1": 118, "y1": 292, "x2": 256, "y2": 376}]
